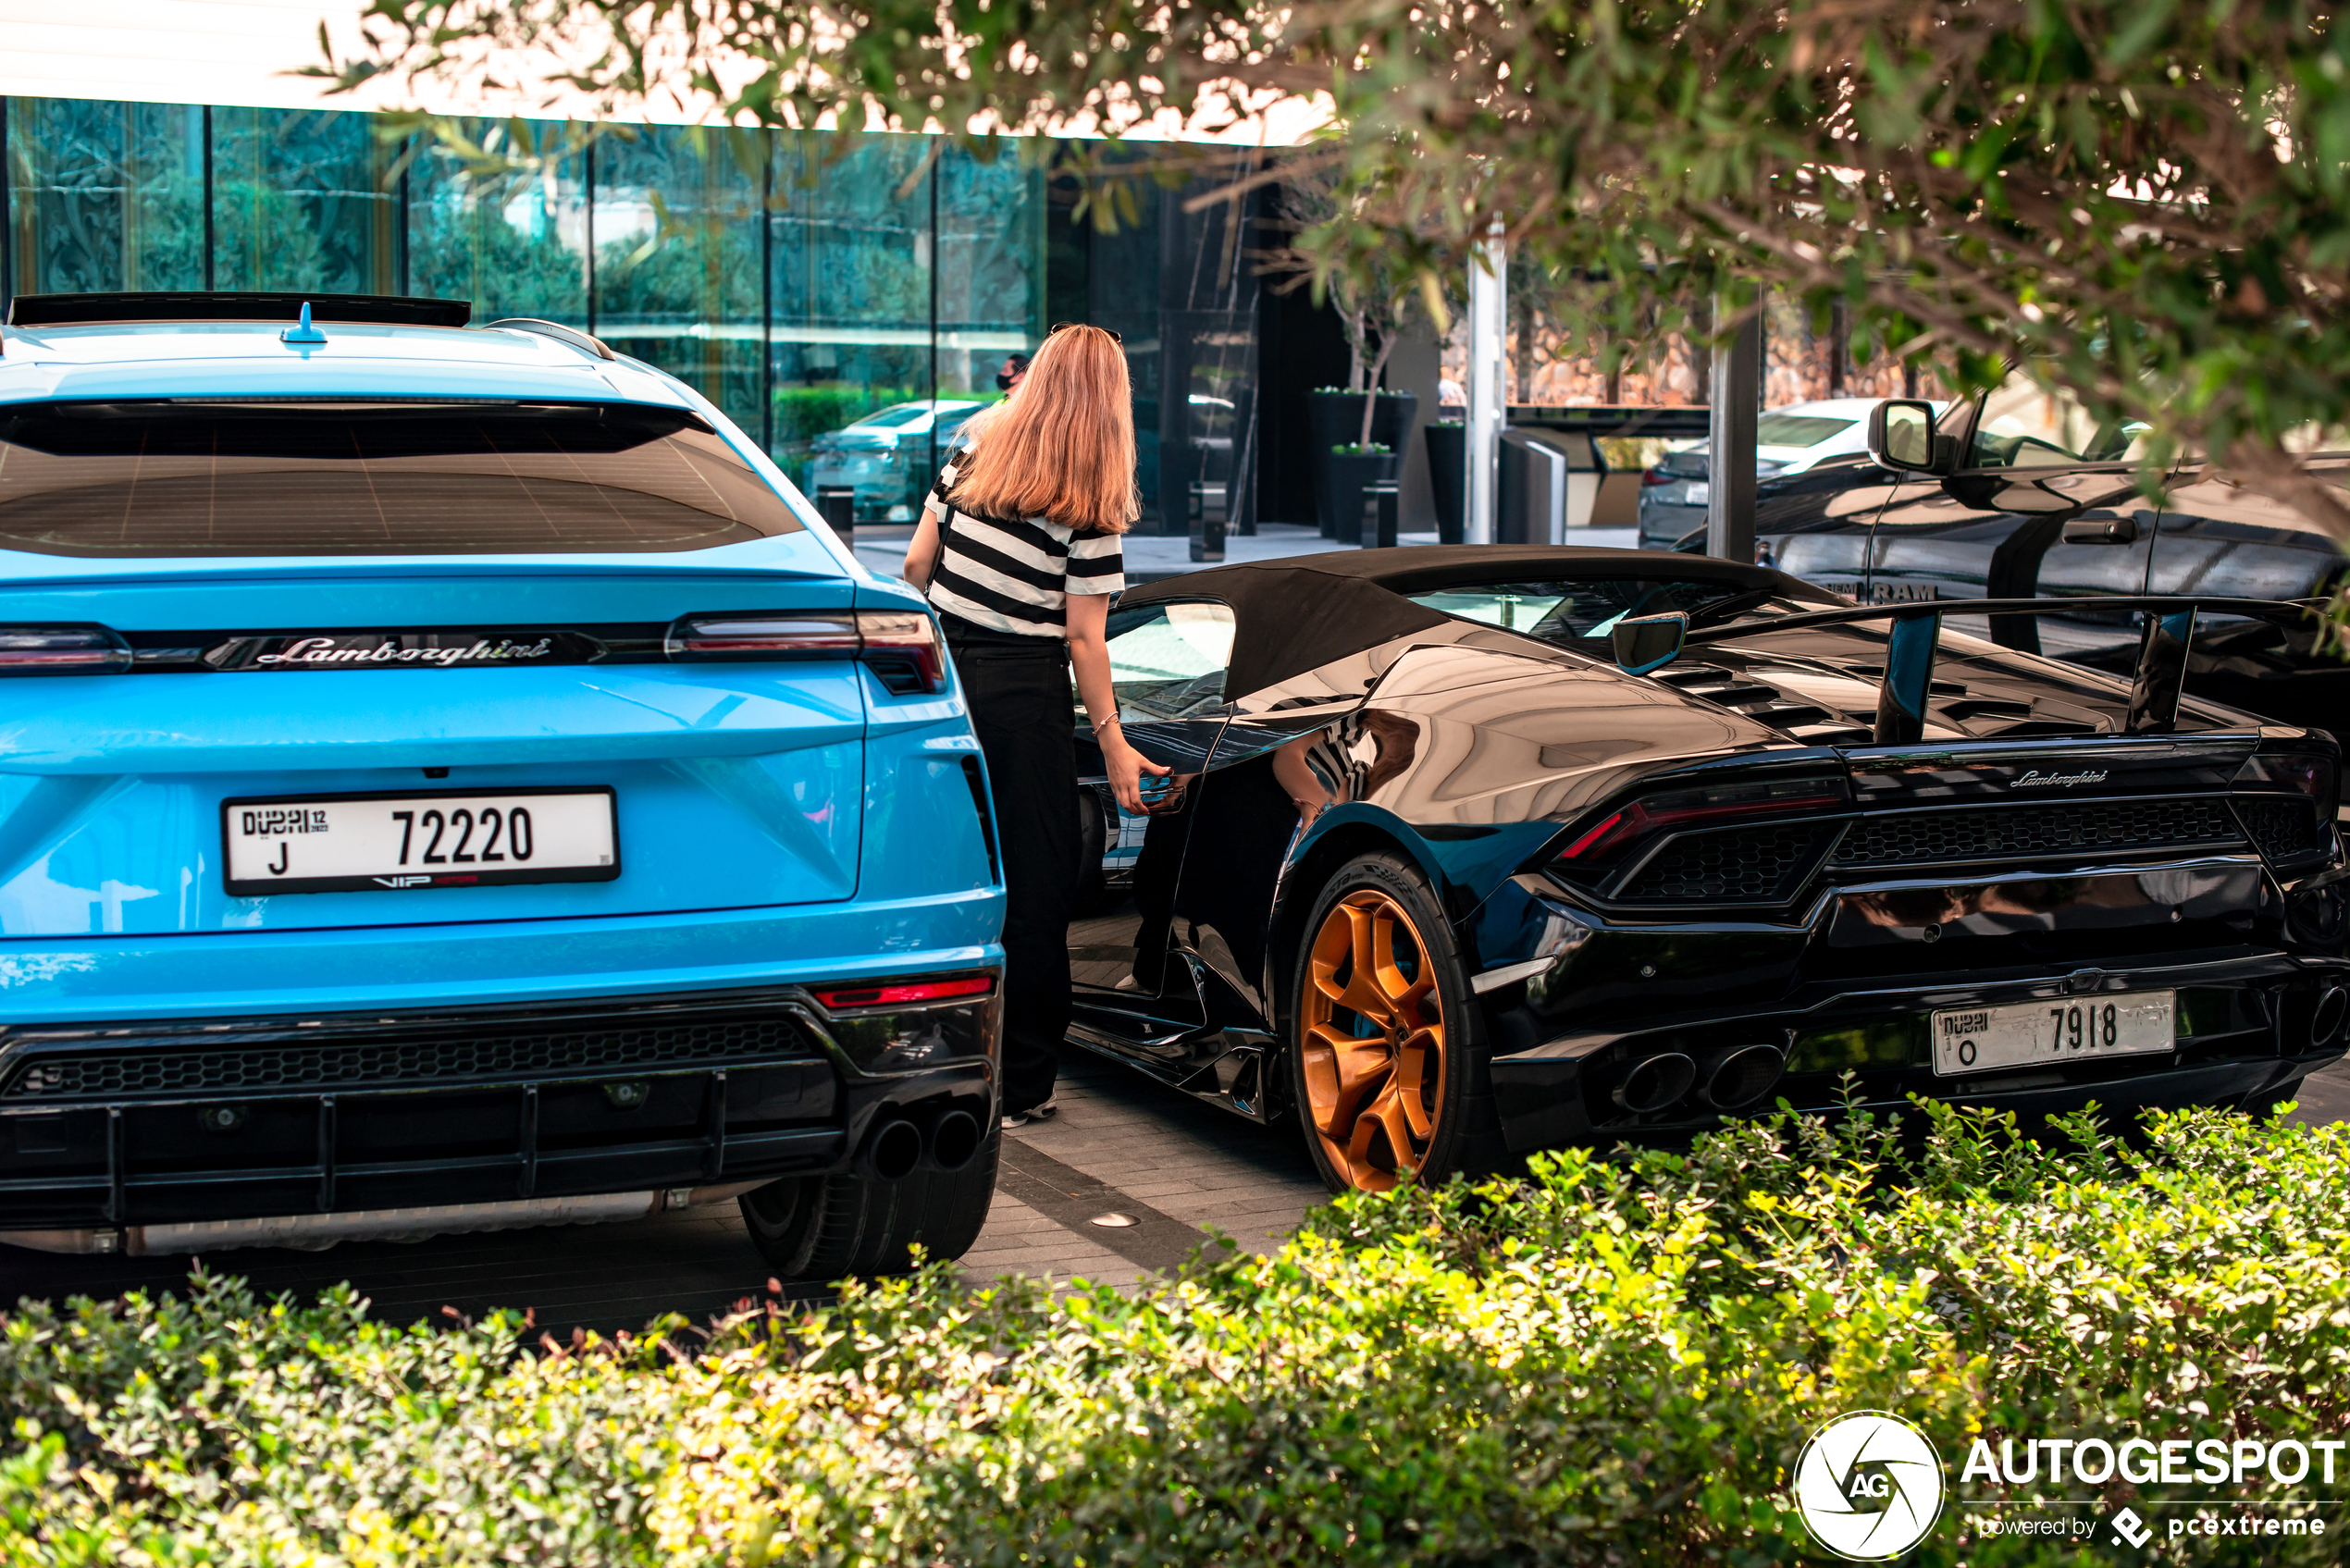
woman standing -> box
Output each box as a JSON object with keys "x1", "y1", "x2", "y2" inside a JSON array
[{"x1": 903, "y1": 324, "x2": 1169, "y2": 1129}]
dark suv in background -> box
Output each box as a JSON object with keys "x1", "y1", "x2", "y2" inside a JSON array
[{"x1": 1756, "y1": 377, "x2": 2349, "y2": 740}]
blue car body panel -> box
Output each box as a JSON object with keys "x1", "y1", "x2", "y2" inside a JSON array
[{"x1": 0, "y1": 314, "x2": 1004, "y2": 1233}]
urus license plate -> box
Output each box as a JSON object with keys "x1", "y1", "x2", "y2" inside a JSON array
[
  {"x1": 1931, "y1": 993, "x2": 2175, "y2": 1077},
  {"x1": 223, "y1": 788, "x2": 619, "y2": 895}
]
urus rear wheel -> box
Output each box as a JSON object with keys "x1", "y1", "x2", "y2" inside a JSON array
[
  {"x1": 737, "y1": 1125, "x2": 999, "y2": 1285},
  {"x1": 1287, "y1": 852, "x2": 1499, "y2": 1192}
]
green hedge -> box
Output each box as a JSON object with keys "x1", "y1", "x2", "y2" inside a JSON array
[{"x1": 6, "y1": 1098, "x2": 2349, "y2": 1564}]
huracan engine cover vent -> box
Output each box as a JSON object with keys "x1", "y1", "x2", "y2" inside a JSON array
[
  {"x1": 2235, "y1": 796, "x2": 2328, "y2": 868},
  {"x1": 1833, "y1": 797, "x2": 2245, "y2": 871},
  {"x1": 1616, "y1": 821, "x2": 1833, "y2": 903}
]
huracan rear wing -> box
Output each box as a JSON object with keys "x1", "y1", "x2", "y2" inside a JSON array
[{"x1": 1609, "y1": 596, "x2": 2326, "y2": 745}]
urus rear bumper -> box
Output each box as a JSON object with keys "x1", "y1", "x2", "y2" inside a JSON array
[{"x1": 0, "y1": 969, "x2": 1001, "y2": 1239}]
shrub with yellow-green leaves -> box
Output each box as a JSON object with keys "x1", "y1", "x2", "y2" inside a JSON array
[{"x1": 4, "y1": 1098, "x2": 2348, "y2": 1565}]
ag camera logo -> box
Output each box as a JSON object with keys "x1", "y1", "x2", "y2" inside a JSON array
[{"x1": 1792, "y1": 1410, "x2": 1947, "y2": 1561}]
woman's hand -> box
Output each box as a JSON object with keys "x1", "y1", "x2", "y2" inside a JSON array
[{"x1": 1103, "y1": 732, "x2": 1173, "y2": 815}]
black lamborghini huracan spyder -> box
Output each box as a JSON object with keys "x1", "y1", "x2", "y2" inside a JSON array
[{"x1": 1065, "y1": 547, "x2": 2348, "y2": 1192}]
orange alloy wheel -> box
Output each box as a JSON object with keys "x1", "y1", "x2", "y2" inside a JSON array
[{"x1": 1299, "y1": 888, "x2": 1447, "y2": 1191}]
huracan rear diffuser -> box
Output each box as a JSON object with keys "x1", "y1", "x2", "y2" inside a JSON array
[{"x1": 665, "y1": 611, "x2": 946, "y2": 695}]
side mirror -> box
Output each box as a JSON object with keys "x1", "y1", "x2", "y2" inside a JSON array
[
  {"x1": 1611, "y1": 611, "x2": 1689, "y2": 676},
  {"x1": 1867, "y1": 400, "x2": 1940, "y2": 472}
]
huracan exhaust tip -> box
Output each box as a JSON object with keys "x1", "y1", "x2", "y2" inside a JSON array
[
  {"x1": 1700, "y1": 1043, "x2": 1787, "y2": 1112},
  {"x1": 2314, "y1": 986, "x2": 2349, "y2": 1049},
  {"x1": 926, "y1": 1108, "x2": 983, "y2": 1172},
  {"x1": 859, "y1": 1119, "x2": 924, "y2": 1182},
  {"x1": 1613, "y1": 1052, "x2": 1697, "y2": 1114}
]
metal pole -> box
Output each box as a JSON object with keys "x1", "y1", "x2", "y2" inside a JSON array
[
  {"x1": 1705, "y1": 295, "x2": 1761, "y2": 563},
  {"x1": 1465, "y1": 221, "x2": 1506, "y2": 545}
]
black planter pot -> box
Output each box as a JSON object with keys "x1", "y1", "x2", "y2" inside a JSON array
[
  {"x1": 1424, "y1": 422, "x2": 1466, "y2": 544},
  {"x1": 1308, "y1": 390, "x2": 1419, "y2": 537},
  {"x1": 1325, "y1": 451, "x2": 1401, "y2": 544}
]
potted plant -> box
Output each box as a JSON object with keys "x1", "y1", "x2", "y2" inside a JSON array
[
  {"x1": 1425, "y1": 419, "x2": 1466, "y2": 543},
  {"x1": 1324, "y1": 440, "x2": 1397, "y2": 544},
  {"x1": 1307, "y1": 389, "x2": 1415, "y2": 537},
  {"x1": 1272, "y1": 170, "x2": 1443, "y2": 537}
]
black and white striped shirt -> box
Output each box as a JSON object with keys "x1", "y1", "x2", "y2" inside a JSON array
[{"x1": 921, "y1": 446, "x2": 1125, "y2": 636}]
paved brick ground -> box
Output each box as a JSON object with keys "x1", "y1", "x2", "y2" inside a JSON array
[
  {"x1": 6, "y1": 1047, "x2": 2344, "y2": 1339},
  {"x1": 0, "y1": 1045, "x2": 1328, "y2": 1337}
]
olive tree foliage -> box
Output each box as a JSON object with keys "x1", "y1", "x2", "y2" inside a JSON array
[
  {"x1": 1264, "y1": 162, "x2": 1454, "y2": 451},
  {"x1": 325, "y1": 0, "x2": 2350, "y2": 539}
]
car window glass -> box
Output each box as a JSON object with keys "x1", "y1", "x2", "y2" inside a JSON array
[
  {"x1": 1755, "y1": 414, "x2": 1855, "y2": 448},
  {"x1": 855, "y1": 405, "x2": 931, "y2": 429},
  {"x1": 1091, "y1": 600, "x2": 1238, "y2": 721},
  {"x1": 1967, "y1": 377, "x2": 2152, "y2": 468},
  {"x1": 1407, "y1": 578, "x2": 1777, "y2": 643},
  {"x1": 0, "y1": 401, "x2": 798, "y2": 558}
]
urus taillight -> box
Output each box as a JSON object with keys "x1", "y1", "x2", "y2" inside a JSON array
[{"x1": 664, "y1": 610, "x2": 946, "y2": 694}]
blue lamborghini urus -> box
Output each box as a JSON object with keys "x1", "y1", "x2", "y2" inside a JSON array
[{"x1": 0, "y1": 291, "x2": 1003, "y2": 1279}]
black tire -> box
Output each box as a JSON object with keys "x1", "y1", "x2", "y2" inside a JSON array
[
  {"x1": 1284, "y1": 850, "x2": 1507, "y2": 1193},
  {"x1": 737, "y1": 1123, "x2": 999, "y2": 1284}
]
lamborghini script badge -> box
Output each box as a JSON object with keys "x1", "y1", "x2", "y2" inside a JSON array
[
  {"x1": 2010, "y1": 768, "x2": 2109, "y2": 788},
  {"x1": 203, "y1": 631, "x2": 601, "y2": 671}
]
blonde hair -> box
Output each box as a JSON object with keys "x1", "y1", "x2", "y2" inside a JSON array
[{"x1": 948, "y1": 326, "x2": 1138, "y2": 534}]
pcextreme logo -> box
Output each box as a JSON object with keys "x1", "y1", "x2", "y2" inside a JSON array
[{"x1": 1791, "y1": 1410, "x2": 1947, "y2": 1561}]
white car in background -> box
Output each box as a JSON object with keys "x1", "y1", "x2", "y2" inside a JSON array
[
  {"x1": 809, "y1": 399, "x2": 989, "y2": 522},
  {"x1": 1637, "y1": 397, "x2": 1946, "y2": 550}
]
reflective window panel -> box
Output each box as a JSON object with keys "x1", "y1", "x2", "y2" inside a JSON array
[
  {"x1": 406, "y1": 121, "x2": 588, "y2": 325},
  {"x1": 6, "y1": 97, "x2": 204, "y2": 294}
]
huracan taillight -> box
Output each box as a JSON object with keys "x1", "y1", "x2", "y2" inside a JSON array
[
  {"x1": 0, "y1": 625, "x2": 132, "y2": 675},
  {"x1": 1556, "y1": 777, "x2": 1848, "y2": 866},
  {"x1": 664, "y1": 610, "x2": 946, "y2": 695},
  {"x1": 1549, "y1": 773, "x2": 1849, "y2": 905},
  {"x1": 2235, "y1": 750, "x2": 2339, "y2": 816}
]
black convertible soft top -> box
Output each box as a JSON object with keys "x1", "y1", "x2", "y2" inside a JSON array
[{"x1": 1116, "y1": 546, "x2": 1830, "y2": 703}]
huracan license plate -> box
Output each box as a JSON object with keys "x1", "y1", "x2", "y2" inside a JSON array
[
  {"x1": 1931, "y1": 994, "x2": 2175, "y2": 1076},
  {"x1": 222, "y1": 789, "x2": 620, "y2": 895}
]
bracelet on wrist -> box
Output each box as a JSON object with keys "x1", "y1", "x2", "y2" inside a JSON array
[{"x1": 1097, "y1": 713, "x2": 1122, "y2": 732}]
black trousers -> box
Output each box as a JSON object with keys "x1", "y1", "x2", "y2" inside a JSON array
[{"x1": 945, "y1": 617, "x2": 1076, "y2": 1113}]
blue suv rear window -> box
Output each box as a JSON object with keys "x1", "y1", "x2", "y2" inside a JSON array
[{"x1": 0, "y1": 400, "x2": 801, "y2": 557}]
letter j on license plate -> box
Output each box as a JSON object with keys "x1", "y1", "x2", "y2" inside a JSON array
[
  {"x1": 222, "y1": 788, "x2": 620, "y2": 895},
  {"x1": 1931, "y1": 994, "x2": 2175, "y2": 1076}
]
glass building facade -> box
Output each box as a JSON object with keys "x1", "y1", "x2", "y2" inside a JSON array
[{"x1": 2, "y1": 97, "x2": 1280, "y2": 531}]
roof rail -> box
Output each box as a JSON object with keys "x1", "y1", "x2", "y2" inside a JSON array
[
  {"x1": 6, "y1": 291, "x2": 471, "y2": 329},
  {"x1": 485, "y1": 318, "x2": 617, "y2": 362}
]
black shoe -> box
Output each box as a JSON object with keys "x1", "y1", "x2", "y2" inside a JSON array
[{"x1": 1001, "y1": 1100, "x2": 1058, "y2": 1130}]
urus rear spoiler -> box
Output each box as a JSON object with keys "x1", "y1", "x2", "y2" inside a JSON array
[{"x1": 1610, "y1": 596, "x2": 2324, "y2": 746}]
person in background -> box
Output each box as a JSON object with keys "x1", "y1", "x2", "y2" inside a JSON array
[
  {"x1": 996, "y1": 352, "x2": 1032, "y2": 392},
  {"x1": 903, "y1": 325, "x2": 1170, "y2": 1129}
]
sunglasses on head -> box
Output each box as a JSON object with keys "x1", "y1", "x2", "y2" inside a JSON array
[{"x1": 1046, "y1": 322, "x2": 1122, "y2": 344}]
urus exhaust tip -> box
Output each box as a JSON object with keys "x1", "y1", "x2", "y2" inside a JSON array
[
  {"x1": 1613, "y1": 1052, "x2": 1697, "y2": 1114},
  {"x1": 926, "y1": 1108, "x2": 983, "y2": 1172},
  {"x1": 1700, "y1": 1043, "x2": 1787, "y2": 1112},
  {"x1": 860, "y1": 1118, "x2": 923, "y2": 1183}
]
